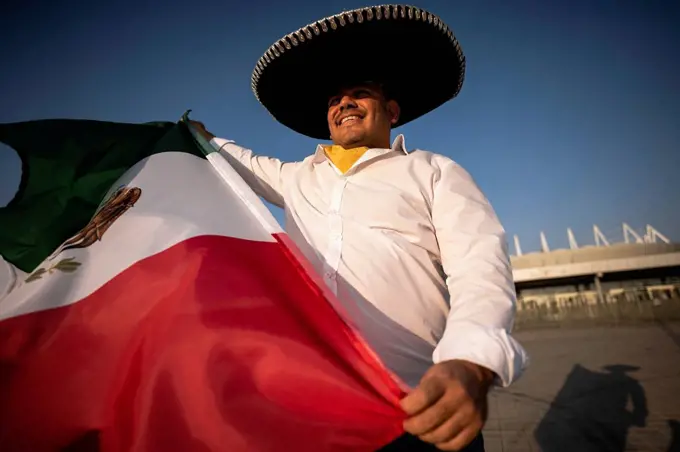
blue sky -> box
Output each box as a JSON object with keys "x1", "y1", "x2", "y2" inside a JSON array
[{"x1": 1, "y1": 0, "x2": 678, "y2": 253}]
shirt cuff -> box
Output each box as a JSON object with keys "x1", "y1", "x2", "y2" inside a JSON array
[{"x1": 432, "y1": 322, "x2": 529, "y2": 387}]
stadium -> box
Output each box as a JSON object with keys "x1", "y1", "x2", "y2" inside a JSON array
[{"x1": 509, "y1": 223, "x2": 680, "y2": 327}]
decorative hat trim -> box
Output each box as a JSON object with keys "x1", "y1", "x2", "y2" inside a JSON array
[{"x1": 250, "y1": 4, "x2": 466, "y2": 104}]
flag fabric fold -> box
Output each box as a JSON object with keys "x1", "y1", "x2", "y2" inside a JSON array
[{"x1": 0, "y1": 117, "x2": 405, "y2": 451}]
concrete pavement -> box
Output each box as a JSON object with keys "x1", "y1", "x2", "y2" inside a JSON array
[{"x1": 483, "y1": 323, "x2": 680, "y2": 451}]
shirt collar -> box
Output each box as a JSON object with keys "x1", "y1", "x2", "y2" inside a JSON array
[{"x1": 312, "y1": 134, "x2": 408, "y2": 164}]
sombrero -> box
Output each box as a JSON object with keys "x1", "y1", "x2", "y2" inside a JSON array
[{"x1": 251, "y1": 4, "x2": 466, "y2": 139}]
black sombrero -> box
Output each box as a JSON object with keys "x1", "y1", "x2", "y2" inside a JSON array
[{"x1": 251, "y1": 4, "x2": 466, "y2": 140}]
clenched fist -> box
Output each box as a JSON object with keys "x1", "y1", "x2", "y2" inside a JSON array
[
  {"x1": 400, "y1": 360, "x2": 494, "y2": 451},
  {"x1": 187, "y1": 120, "x2": 215, "y2": 141}
]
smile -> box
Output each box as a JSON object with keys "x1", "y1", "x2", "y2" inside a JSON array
[{"x1": 339, "y1": 115, "x2": 362, "y2": 126}]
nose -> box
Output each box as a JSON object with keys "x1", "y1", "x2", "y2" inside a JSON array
[{"x1": 338, "y1": 95, "x2": 357, "y2": 111}]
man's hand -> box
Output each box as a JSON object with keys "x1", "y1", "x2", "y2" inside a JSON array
[
  {"x1": 187, "y1": 120, "x2": 215, "y2": 141},
  {"x1": 400, "y1": 360, "x2": 494, "y2": 451}
]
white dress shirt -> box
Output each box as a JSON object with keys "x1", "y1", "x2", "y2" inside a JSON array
[{"x1": 210, "y1": 134, "x2": 528, "y2": 388}]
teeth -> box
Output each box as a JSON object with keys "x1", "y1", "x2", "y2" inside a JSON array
[{"x1": 340, "y1": 115, "x2": 360, "y2": 124}]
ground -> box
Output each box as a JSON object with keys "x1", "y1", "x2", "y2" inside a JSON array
[{"x1": 483, "y1": 323, "x2": 680, "y2": 452}]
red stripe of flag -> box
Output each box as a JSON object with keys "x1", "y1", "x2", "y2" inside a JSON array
[{"x1": 0, "y1": 234, "x2": 405, "y2": 452}]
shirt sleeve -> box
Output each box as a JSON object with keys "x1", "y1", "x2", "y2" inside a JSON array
[
  {"x1": 430, "y1": 160, "x2": 529, "y2": 387},
  {"x1": 209, "y1": 137, "x2": 299, "y2": 208}
]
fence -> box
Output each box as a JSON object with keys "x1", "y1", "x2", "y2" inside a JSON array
[{"x1": 514, "y1": 295, "x2": 680, "y2": 330}]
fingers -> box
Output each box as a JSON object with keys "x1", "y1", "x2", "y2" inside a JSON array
[
  {"x1": 188, "y1": 120, "x2": 206, "y2": 130},
  {"x1": 432, "y1": 425, "x2": 480, "y2": 452},
  {"x1": 400, "y1": 362, "x2": 491, "y2": 451},
  {"x1": 400, "y1": 377, "x2": 446, "y2": 416},
  {"x1": 418, "y1": 403, "x2": 479, "y2": 446},
  {"x1": 405, "y1": 397, "x2": 482, "y2": 451},
  {"x1": 400, "y1": 361, "x2": 489, "y2": 452},
  {"x1": 186, "y1": 120, "x2": 215, "y2": 140},
  {"x1": 403, "y1": 389, "x2": 461, "y2": 435}
]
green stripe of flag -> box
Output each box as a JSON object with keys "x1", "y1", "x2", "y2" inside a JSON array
[{"x1": 0, "y1": 116, "x2": 203, "y2": 273}]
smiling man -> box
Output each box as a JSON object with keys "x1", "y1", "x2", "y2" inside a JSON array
[{"x1": 191, "y1": 5, "x2": 528, "y2": 451}]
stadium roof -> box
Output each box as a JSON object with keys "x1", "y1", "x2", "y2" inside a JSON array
[{"x1": 511, "y1": 242, "x2": 680, "y2": 284}]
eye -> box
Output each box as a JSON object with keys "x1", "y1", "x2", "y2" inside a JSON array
[
  {"x1": 353, "y1": 89, "x2": 371, "y2": 98},
  {"x1": 328, "y1": 97, "x2": 340, "y2": 108}
]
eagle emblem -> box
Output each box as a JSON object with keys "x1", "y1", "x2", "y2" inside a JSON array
[{"x1": 26, "y1": 186, "x2": 142, "y2": 283}]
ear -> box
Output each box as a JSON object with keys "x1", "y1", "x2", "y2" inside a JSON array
[{"x1": 386, "y1": 100, "x2": 400, "y2": 125}]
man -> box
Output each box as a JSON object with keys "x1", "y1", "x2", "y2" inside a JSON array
[{"x1": 191, "y1": 5, "x2": 528, "y2": 451}]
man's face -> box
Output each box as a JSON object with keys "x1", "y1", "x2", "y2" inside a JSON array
[{"x1": 327, "y1": 84, "x2": 400, "y2": 149}]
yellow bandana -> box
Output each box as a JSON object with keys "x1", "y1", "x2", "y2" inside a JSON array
[{"x1": 323, "y1": 145, "x2": 369, "y2": 174}]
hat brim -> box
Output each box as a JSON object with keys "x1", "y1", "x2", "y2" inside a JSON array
[{"x1": 251, "y1": 5, "x2": 465, "y2": 140}]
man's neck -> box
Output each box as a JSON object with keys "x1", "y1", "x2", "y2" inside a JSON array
[{"x1": 335, "y1": 138, "x2": 391, "y2": 150}]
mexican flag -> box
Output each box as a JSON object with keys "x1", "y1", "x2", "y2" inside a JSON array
[{"x1": 0, "y1": 113, "x2": 405, "y2": 451}]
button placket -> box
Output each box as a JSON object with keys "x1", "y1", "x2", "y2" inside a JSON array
[{"x1": 322, "y1": 178, "x2": 348, "y2": 294}]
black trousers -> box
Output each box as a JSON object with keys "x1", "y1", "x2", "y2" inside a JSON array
[{"x1": 378, "y1": 433, "x2": 484, "y2": 451}]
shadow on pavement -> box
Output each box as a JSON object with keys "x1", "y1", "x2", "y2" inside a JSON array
[
  {"x1": 668, "y1": 419, "x2": 680, "y2": 452},
  {"x1": 534, "y1": 363, "x2": 648, "y2": 452}
]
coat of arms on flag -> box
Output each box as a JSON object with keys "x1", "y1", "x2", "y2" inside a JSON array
[
  {"x1": 26, "y1": 185, "x2": 142, "y2": 283},
  {"x1": 58, "y1": 185, "x2": 143, "y2": 253}
]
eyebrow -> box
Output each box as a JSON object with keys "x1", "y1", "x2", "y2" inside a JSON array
[{"x1": 329, "y1": 86, "x2": 381, "y2": 99}]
